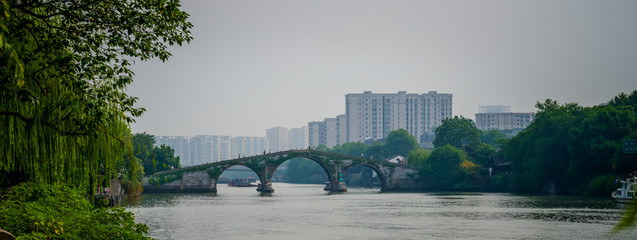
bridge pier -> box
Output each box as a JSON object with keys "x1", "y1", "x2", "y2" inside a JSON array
[
  {"x1": 324, "y1": 181, "x2": 347, "y2": 192},
  {"x1": 257, "y1": 182, "x2": 274, "y2": 193}
]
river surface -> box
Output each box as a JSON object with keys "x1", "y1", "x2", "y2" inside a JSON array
[{"x1": 128, "y1": 183, "x2": 635, "y2": 240}]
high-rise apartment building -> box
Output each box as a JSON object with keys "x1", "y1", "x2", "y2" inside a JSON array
[
  {"x1": 288, "y1": 126, "x2": 308, "y2": 150},
  {"x1": 156, "y1": 135, "x2": 266, "y2": 167},
  {"x1": 474, "y1": 105, "x2": 534, "y2": 131},
  {"x1": 346, "y1": 91, "x2": 452, "y2": 143},
  {"x1": 191, "y1": 135, "x2": 232, "y2": 164},
  {"x1": 308, "y1": 114, "x2": 347, "y2": 148},
  {"x1": 266, "y1": 127, "x2": 289, "y2": 152},
  {"x1": 231, "y1": 136, "x2": 267, "y2": 158},
  {"x1": 307, "y1": 121, "x2": 324, "y2": 148},
  {"x1": 155, "y1": 136, "x2": 193, "y2": 166}
]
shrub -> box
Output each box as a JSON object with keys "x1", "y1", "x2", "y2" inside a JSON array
[{"x1": 0, "y1": 183, "x2": 152, "y2": 239}]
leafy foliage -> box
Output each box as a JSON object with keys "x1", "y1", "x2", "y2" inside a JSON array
[
  {"x1": 0, "y1": 182, "x2": 152, "y2": 239},
  {"x1": 421, "y1": 145, "x2": 470, "y2": 190},
  {"x1": 384, "y1": 129, "x2": 420, "y2": 157},
  {"x1": 131, "y1": 133, "x2": 180, "y2": 176},
  {"x1": 503, "y1": 92, "x2": 637, "y2": 195},
  {"x1": 0, "y1": 0, "x2": 192, "y2": 196},
  {"x1": 433, "y1": 116, "x2": 481, "y2": 153},
  {"x1": 479, "y1": 129, "x2": 507, "y2": 148}
]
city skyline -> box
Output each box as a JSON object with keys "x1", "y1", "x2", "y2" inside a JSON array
[{"x1": 128, "y1": 1, "x2": 637, "y2": 137}]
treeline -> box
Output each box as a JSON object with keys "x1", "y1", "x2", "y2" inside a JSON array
[
  {"x1": 122, "y1": 133, "x2": 181, "y2": 196},
  {"x1": 503, "y1": 91, "x2": 637, "y2": 195},
  {"x1": 299, "y1": 90, "x2": 637, "y2": 196}
]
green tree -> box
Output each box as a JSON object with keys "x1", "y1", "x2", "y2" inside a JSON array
[
  {"x1": 433, "y1": 116, "x2": 481, "y2": 152},
  {"x1": 480, "y1": 129, "x2": 507, "y2": 148},
  {"x1": 131, "y1": 133, "x2": 180, "y2": 176},
  {"x1": 0, "y1": 0, "x2": 192, "y2": 195},
  {"x1": 407, "y1": 149, "x2": 430, "y2": 169},
  {"x1": 503, "y1": 93, "x2": 637, "y2": 195},
  {"x1": 365, "y1": 141, "x2": 386, "y2": 160},
  {"x1": 154, "y1": 144, "x2": 181, "y2": 172},
  {"x1": 384, "y1": 129, "x2": 420, "y2": 157},
  {"x1": 473, "y1": 143, "x2": 496, "y2": 167},
  {"x1": 424, "y1": 145, "x2": 469, "y2": 190},
  {"x1": 314, "y1": 144, "x2": 330, "y2": 152},
  {"x1": 331, "y1": 142, "x2": 368, "y2": 157}
]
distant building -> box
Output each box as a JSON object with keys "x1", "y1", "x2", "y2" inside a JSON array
[
  {"x1": 155, "y1": 136, "x2": 193, "y2": 167},
  {"x1": 231, "y1": 136, "x2": 267, "y2": 158},
  {"x1": 346, "y1": 91, "x2": 452, "y2": 143},
  {"x1": 479, "y1": 105, "x2": 511, "y2": 113},
  {"x1": 336, "y1": 114, "x2": 347, "y2": 146},
  {"x1": 288, "y1": 126, "x2": 308, "y2": 150},
  {"x1": 192, "y1": 135, "x2": 232, "y2": 164},
  {"x1": 156, "y1": 135, "x2": 265, "y2": 167},
  {"x1": 474, "y1": 105, "x2": 534, "y2": 132},
  {"x1": 308, "y1": 114, "x2": 347, "y2": 148},
  {"x1": 266, "y1": 127, "x2": 289, "y2": 152},
  {"x1": 307, "y1": 121, "x2": 324, "y2": 148}
]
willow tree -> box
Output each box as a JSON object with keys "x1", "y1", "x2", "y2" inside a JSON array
[{"x1": 0, "y1": 0, "x2": 192, "y2": 196}]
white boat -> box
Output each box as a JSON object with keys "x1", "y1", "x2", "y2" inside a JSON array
[{"x1": 612, "y1": 176, "x2": 637, "y2": 202}]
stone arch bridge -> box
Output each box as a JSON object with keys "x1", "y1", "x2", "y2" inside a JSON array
[{"x1": 143, "y1": 150, "x2": 423, "y2": 193}]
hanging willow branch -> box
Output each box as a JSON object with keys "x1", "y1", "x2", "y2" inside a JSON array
[{"x1": 0, "y1": 0, "x2": 193, "y2": 197}]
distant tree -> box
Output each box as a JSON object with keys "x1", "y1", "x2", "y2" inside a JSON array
[
  {"x1": 332, "y1": 142, "x2": 368, "y2": 157},
  {"x1": 384, "y1": 129, "x2": 420, "y2": 157},
  {"x1": 424, "y1": 145, "x2": 469, "y2": 190},
  {"x1": 480, "y1": 129, "x2": 507, "y2": 148},
  {"x1": 473, "y1": 143, "x2": 496, "y2": 167},
  {"x1": 503, "y1": 93, "x2": 637, "y2": 195},
  {"x1": 407, "y1": 149, "x2": 431, "y2": 169},
  {"x1": 433, "y1": 116, "x2": 481, "y2": 152},
  {"x1": 314, "y1": 144, "x2": 330, "y2": 152},
  {"x1": 365, "y1": 141, "x2": 386, "y2": 160},
  {"x1": 132, "y1": 133, "x2": 156, "y2": 175},
  {"x1": 131, "y1": 133, "x2": 180, "y2": 176},
  {"x1": 154, "y1": 145, "x2": 181, "y2": 172}
]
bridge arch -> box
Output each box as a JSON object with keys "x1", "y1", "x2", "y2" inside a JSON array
[
  {"x1": 270, "y1": 156, "x2": 333, "y2": 185},
  {"x1": 343, "y1": 163, "x2": 388, "y2": 190},
  {"x1": 213, "y1": 164, "x2": 261, "y2": 191}
]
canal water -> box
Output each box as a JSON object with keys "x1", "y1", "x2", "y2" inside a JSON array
[{"x1": 128, "y1": 183, "x2": 635, "y2": 240}]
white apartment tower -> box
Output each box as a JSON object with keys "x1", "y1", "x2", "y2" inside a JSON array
[
  {"x1": 155, "y1": 136, "x2": 193, "y2": 167},
  {"x1": 157, "y1": 135, "x2": 266, "y2": 167},
  {"x1": 307, "y1": 121, "x2": 324, "y2": 148},
  {"x1": 336, "y1": 114, "x2": 347, "y2": 145},
  {"x1": 231, "y1": 136, "x2": 267, "y2": 158},
  {"x1": 308, "y1": 114, "x2": 348, "y2": 148},
  {"x1": 191, "y1": 135, "x2": 232, "y2": 164},
  {"x1": 288, "y1": 126, "x2": 308, "y2": 150},
  {"x1": 346, "y1": 91, "x2": 452, "y2": 143},
  {"x1": 266, "y1": 127, "x2": 289, "y2": 152}
]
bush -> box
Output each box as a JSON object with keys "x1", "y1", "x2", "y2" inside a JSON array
[
  {"x1": 578, "y1": 174, "x2": 620, "y2": 196},
  {"x1": 0, "y1": 183, "x2": 152, "y2": 239}
]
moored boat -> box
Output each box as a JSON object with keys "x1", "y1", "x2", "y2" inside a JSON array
[
  {"x1": 612, "y1": 176, "x2": 637, "y2": 202},
  {"x1": 228, "y1": 177, "x2": 257, "y2": 187}
]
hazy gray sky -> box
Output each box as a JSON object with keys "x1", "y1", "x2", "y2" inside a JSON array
[{"x1": 128, "y1": 0, "x2": 637, "y2": 137}]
